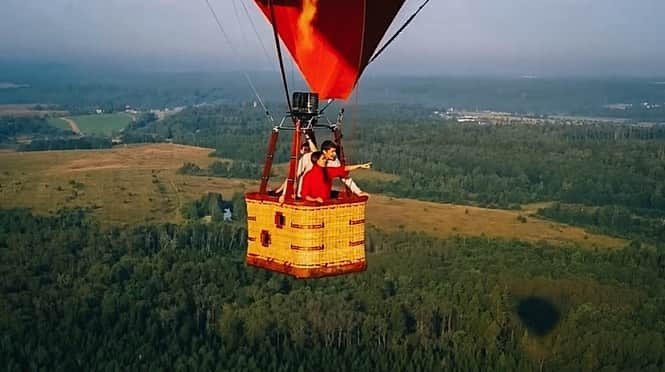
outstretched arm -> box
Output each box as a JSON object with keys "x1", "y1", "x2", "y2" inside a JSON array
[{"x1": 344, "y1": 162, "x2": 372, "y2": 172}]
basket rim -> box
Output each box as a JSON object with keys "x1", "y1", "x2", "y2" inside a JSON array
[{"x1": 246, "y1": 191, "x2": 368, "y2": 207}]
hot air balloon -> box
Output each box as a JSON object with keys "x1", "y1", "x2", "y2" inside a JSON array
[{"x1": 245, "y1": 0, "x2": 426, "y2": 278}]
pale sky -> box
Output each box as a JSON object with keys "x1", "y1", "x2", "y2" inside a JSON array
[{"x1": 1, "y1": 0, "x2": 665, "y2": 76}]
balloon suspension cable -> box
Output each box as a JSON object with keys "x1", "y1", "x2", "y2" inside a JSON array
[
  {"x1": 336, "y1": 108, "x2": 345, "y2": 126},
  {"x1": 259, "y1": 127, "x2": 280, "y2": 193},
  {"x1": 284, "y1": 120, "x2": 302, "y2": 200},
  {"x1": 268, "y1": 0, "x2": 294, "y2": 120},
  {"x1": 319, "y1": 99, "x2": 335, "y2": 115},
  {"x1": 328, "y1": 107, "x2": 344, "y2": 131},
  {"x1": 204, "y1": 0, "x2": 274, "y2": 122},
  {"x1": 368, "y1": 0, "x2": 431, "y2": 65},
  {"x1": 237, "y1": 0, "x2": 274, "y2": 68}
]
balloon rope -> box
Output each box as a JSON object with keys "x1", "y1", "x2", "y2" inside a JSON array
[
  {"x1": 350, "y1": 83, "x2": 359, "y2": 164},
  {"x1": 268, "y1": 0, "x2": 294, "y2": 118},
  {"x1": 204, "y1": 0, "x2": 273, "y2": 122},
  {"x1": 368, "y1": 0, "x2": 431, "y2": 65},
  {"x1": 238, "y1": 0, "x2": 274, "y2": 68}
]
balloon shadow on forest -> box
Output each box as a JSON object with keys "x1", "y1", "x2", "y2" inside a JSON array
[{"x1": 515, "y1": 296, "x2": 560, "y2": 337}]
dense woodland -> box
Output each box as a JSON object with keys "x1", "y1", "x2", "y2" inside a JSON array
[
  {"x1": 0, "y1": 117, "x2": 68, "y2": 144},
  {"x1": 1, "y1": 208, "x2": 664, "y2": 371},
  {"x1": 537, "y1": 203, "x2": 665, "y2": 245},
  {"x1": 17, "y1": 136, "x2": 112, "y2": 151}
]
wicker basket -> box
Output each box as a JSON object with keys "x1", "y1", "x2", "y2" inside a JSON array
[{"x1": 245, "y1": 192, "x2": 367, "y2": 278}]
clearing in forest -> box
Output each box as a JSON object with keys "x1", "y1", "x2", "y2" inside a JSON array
[
  {"x1": 56, "y1": 113, "x2": 133, "y2": 135},
  {"x1": 47, "y1": 117, "x2": 81, "y2": 134}
]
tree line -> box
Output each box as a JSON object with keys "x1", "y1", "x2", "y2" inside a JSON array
[
  {"x1": 178, "y1": 161, "x2": 263, "y2": 181},
  {"x1": 537, "y1": 203, "x2": 665, "y2": 244},
  {"x1": 0, "y1": 116, "x2": 68, "y2": 143},
  {"x1": 17, "y1": 136, "x2": 112, "y2": 151}
]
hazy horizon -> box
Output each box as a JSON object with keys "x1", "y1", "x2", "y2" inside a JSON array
[{"x1": 2, "y1": 0, "x2": 665, "y2": 78}]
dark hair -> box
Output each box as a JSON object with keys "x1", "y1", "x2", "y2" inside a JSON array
[
  {"x1": 310, "y1": 151, "x2": 323, "y2": 164},
  {"x1": 320, "y1": 140, "x2": 337, "y2": 151},
  {"x1": 310, "y1": 151, "x2": 329, "y2": 182}
]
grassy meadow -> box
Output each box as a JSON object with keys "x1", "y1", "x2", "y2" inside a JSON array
[
  {"x1": 0, "y1": 144, "x2": 250, "y2": 225},
  {"x1": 46, "y1": 117, "x2": 71, "y2": 131},
  {"x1": 0, "y1": 144, "x2": 625, "y2": 248},
  {"x1": 47, "y1": 112, "x2": 133, "y2": 135}
]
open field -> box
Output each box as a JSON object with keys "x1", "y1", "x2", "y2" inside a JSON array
[
  {"x1": 59, "y1": 113, "x2": 133, "y2": 135},
  {"x1": 366, "y1": 196, "x2": 623, "y2": 249},
  {"x1": 0, "y1": 144, "x2": 250, "y2": 225},
  {"x1": 47, "y1": 117, "x2": 77, "y2": 133},
  {"x1": 0, "y1": 144, "x2": 626, "y2": 248}
]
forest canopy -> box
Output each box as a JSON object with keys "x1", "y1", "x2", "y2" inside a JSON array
[{"x1": 1, "y1": 208, "x2": 664, "y2": 371}]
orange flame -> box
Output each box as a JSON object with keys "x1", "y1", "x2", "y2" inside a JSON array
[{"x1": 297, "y1": 0, "x2": 318, "y2": 52}]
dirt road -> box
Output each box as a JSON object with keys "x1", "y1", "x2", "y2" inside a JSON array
[{"x1": 62, "y1": 117, "x2": 81, "y2": 134}]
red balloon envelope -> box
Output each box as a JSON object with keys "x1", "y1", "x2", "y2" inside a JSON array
[{"x1": 254, "y1": 0, "x2": 406, "y2": 100}]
